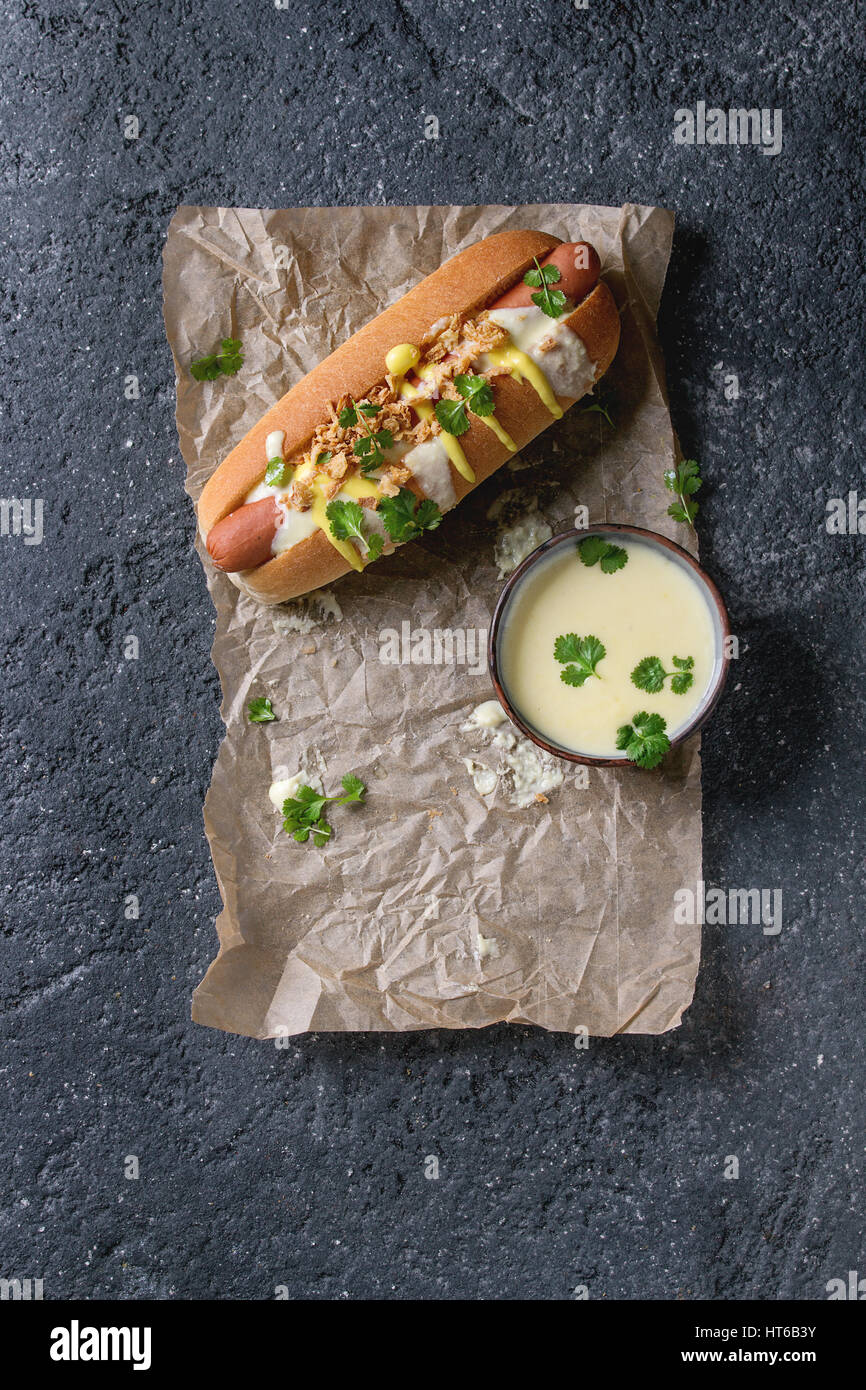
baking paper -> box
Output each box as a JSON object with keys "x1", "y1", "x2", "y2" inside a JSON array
[{"x1": 162, "y1": 202, "x2": 701, "y2": 1038}]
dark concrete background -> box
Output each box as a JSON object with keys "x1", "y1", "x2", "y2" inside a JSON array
[{"x1": 1, "y1": 0, "x2": 863, "y2": 1301}]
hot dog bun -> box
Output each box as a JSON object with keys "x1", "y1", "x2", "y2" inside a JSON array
[{"x1": 198, "y1": 229, "x2": 620, "y2": 604}]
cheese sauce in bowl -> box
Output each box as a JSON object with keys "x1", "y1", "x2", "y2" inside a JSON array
[{"x1": 489, "y1": 526, "x2": 730, "y2": 765}]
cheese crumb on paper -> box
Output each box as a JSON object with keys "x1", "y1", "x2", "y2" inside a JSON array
[
  {"x1": 493, "y1": 507, "x2": 553, "y2": 577},
  {"x1": 268, "y1": 747, "x2": 328, "y2": 810},
  {"x1": 487, "y1": 489, "x2": 553, "y2": 578},
  {"x1": 271, "y1": 588, "x2": 343, "y2": 637},
  {"x1": 459, "y1": 702, "x2": 564, "y2": 809}
]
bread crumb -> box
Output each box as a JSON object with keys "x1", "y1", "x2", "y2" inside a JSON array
[
  {"x1": 535, "y1": 792, "x2": 549, "y2": 804},
  {"x1": 427, "y1": 808, "x2": 442, "y2": 818},
  {"x1": 301, "y1": 641, "x2": 316, "y2": 655}
]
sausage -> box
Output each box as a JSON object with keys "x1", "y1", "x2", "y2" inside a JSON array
[
  {"x1": 491, "y1": 241, "x2": 601, "y2": 310},
  {"x1": 207, "y1": 495, "x2": 280, "y2": 572}
]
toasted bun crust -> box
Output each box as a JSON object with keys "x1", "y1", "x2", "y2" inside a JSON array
[{"x1": 198, "y1": 231, "x2": 620, "y2": 604}]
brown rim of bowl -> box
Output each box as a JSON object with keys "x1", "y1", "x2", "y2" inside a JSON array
[{"x1": 488, "y1": 524, "x2": 732, "y2": 767}]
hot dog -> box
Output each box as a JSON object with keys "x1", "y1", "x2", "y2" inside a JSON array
[{"x1": 199, "y1": 230, "x2": 620, "y2": 604}]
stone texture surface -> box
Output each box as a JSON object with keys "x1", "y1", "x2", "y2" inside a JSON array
[{"x1": 0, "y1": 0, "x2": 862, "y2": 1300}]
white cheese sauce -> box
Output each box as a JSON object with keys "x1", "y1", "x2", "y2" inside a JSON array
[
  {"x1": 265, "y1": 429, "x2": 286, "y2": 461},
  {"x1": 402, "y1": 438, "x2": 457, "y2": 511},
  {"x1": 268, "y1": 769, "x2": 324, "y2": 810},
  {"x1": 245, "y1": 479, "x2": 319, "y2": 554},
  {"x1": 486, "y1": 305, "x2": 597, "y2": 402}
]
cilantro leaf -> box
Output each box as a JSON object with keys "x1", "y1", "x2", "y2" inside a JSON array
[
  {"x1": 560, "y1": 664, "x2": 589, "y2": 687},
  {"x1": 531, "y1": 285, "x2": 568, "y2": 318},
  {"x1": 265, "y1": 457, "x2": 289, "y2": 488},
  {"x1": 553, "y1": 633, "x2": 585, "y2": 664},
  {"x1": 247, "y1": 697, "x2": 276, "y2": 723},
  {"x1": 580, "y1": 386, "x2": 616, "y2": 429},
  {"x1": 217, "y1": 338, "x2": 244, "y2": 375},
  {"x1": 378, "y1": 488, "x2": 442, "y2": 544},
  {"x1": 631, "y1": 654, "x2": 696, "y2": 695},
  {"x1": 376, "y1": 491, "x2": 417, "y2": 543},
  {"x1": 326, "y1": 499, "x2": 381, "y2": 560},
  {"x1": 524, "y1": 258, "x2": 568, "y2": 318},
  {"x1": 553, "y1": 633, "x2": 606, "y2": 686},
  {"x1": 191, "y1": 337, "x2": 244, "y2": 381},
  {"x1": 354, "y1": 428, "x2": 393, "y2": 473},
  {"x1": 578, "y1": 536, "x2": 629, "y2": 573},
  {"x1": 577, "y1": 535, "x2": 609, "y2": 567},
  {"x1": 663, "y1": 459, "x2": 702, "y2": 526},
  {"x1": 523, "y1": 262, "x2": 562, "y2": 288},
  {"x1": 190, "y1": 354, "x2": 221, "y2": 381},
  {"x1": 615, "y1": 711, "x2": 670, "y2": 769},
  {"x1": 455, "y1": 373, "x2": 495, "y2": 418},
  {"x1": 671, "y1": 656, "x2": 695, "y2": 695},
  {"x1": 326, "y1": 498, "x2": 366, "y2": 545},
  {"x1": 434, "y1": 398, "x2": 470, "y2": 436},
  {"x1": 413, "y1": 499, "x2": 443, "y2": 532},
  {"x1": 338, "y1": 774, "x2": 366, "y2": 803},
  {"x1": 600, "y1": 545, "x2": 628, "y2": 574},
  {"x1": 631, "y1": 657, "x2": 667, "y2": 694},
  {"x1": 670, "y1": 671, "x2": 695, "y2": 694},
  {"x1": 339, "y1": 400, "x2": 381, "y2": 428}
]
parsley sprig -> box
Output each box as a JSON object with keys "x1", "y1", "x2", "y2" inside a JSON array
[
  {"x1": 615, "y1": 712, "x2": 670, "y2": 769},
  {"x1": 631, "y1": 655, "x2": 695, "y2": 695},
  {"x1": 282, "y1": 774, "x2": 367, "y2": 846},
  {"x1": 377, "y1": 487, "x2": 442, "y2": 544},
  {"x1": 554, "y1": 633, "x2": 606, "y2": 687},
  {"x1": 523, "y1": 258, "x2": 567, "y2": 319},
  {"x1": 326, "y1": 498, "x2": 384, "y2": 561},
  {"x1": 578, "y1": 535, "x2": 628, "y2": 573},
  {"x1": 190, "y1": 338, "x2": 244, "y2": 381},
  {"x1": 664, "y1": 458, "x2": 702, "y2": 525},
  {"x1": 247, "y1": 698, "x2": 276, "y2": 723},
  {"x1": 434, "y1": 373, "x2": 495, "y2": 436},
  {"x1": 338, "y1": 399, "x2": 394, "y2": 475}
]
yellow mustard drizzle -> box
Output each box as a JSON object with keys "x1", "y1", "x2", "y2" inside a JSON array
[
  {"x1": 385, "y1": 343, "x2": 475, "y2": 483},
  {"x1": 475, "y1": 410, "x2": 517, "y2": 452},
  {"x1": 310, "y1": 473, "x2": 381, "y2": 572},
  {"x1": 484, "y1": 346, "x2": 563, "y2": 420}
]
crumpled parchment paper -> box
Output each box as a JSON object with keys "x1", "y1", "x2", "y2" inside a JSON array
[{"x1": 163, "y1": 202, "x2": 701, "y2": 1038}]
